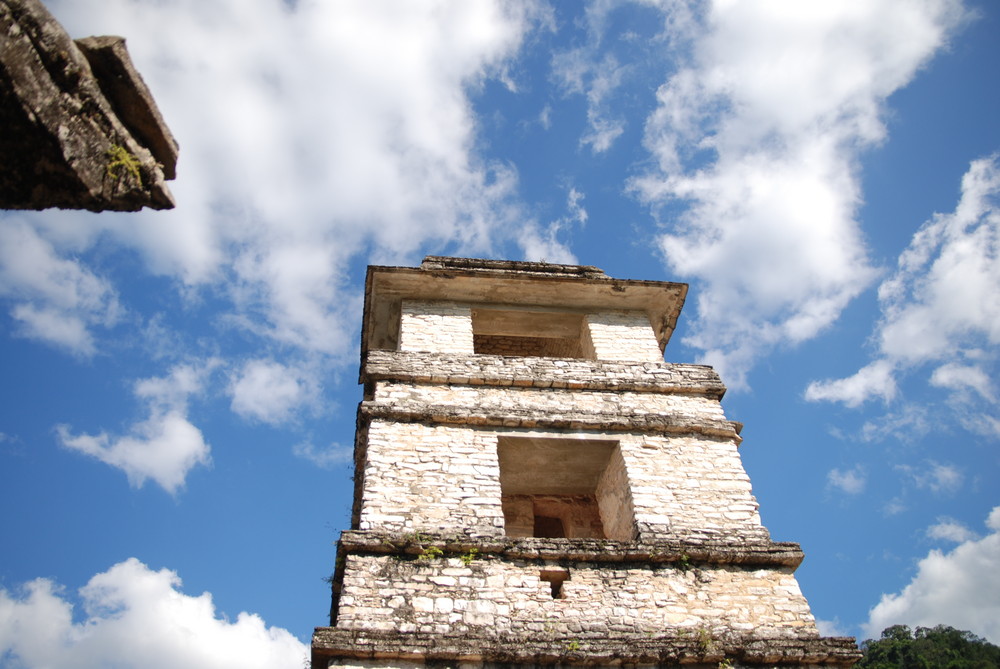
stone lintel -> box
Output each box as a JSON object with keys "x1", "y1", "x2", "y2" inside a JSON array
[
  {"x1": 311, "y1": 628, "x2": 862, "y2": 668},
  {"x1": 362, "y1": 350, "x2": 727, "y2": 398},
  {"x1": 335, "y1": 531, "x2": 805, "y2": 569},
  {"x1": 359, "y1": 403, "x2": 742, "y2": 442}
]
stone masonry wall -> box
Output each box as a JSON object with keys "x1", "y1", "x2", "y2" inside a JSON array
[
  {"x1": 357, "y1": 421, "x2": 766, "y2": 542},
  {"x1": 595, "y1": 446, "x2": 635, "y2": 541},
  {"x1": 372, "y1": 381, "x2": 727, "y2": 424},
  {"x1": 473, "y1": 334, "x2": 586, "y2": 358},
  {"x1": 585, "y1": 311, "x2": 664, "y2": 362},
  {"x1": 335, "y1": 555, "x2": 818, "y2": 639},
  {"x1": 398, "y1": 302, "x2": 663, "y2": 363},
  {"x1": 363, "y1": 350, "x2": 727, "y2": 397},
  {"x1": 358, "y1": 421, "x2": 506, "y2": 537},
  {"x1": 399, "y1": 301, "x2": 474, "y2": 354}
]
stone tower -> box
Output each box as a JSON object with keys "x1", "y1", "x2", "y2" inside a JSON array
[{"x1": 311, "y1": 257, "x2": 860, "y2": 668}]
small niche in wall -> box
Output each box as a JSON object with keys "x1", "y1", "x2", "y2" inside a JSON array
[
  {"x1": 498, "y1": 436, "x2": 636, "y2": 541},
  {"x1": 471, "y1": 308, "x2": 594, "y2": 359},
  {"x1": 540, "y1": 569, "x2": 569, "y2": 599}
]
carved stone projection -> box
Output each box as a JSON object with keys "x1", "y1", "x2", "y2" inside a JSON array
[
  {"x1": 312, "y1": 256, "x2": 861, "y2": 669},
  {"x1": 0, "y1": 0, "x2": 177, "y2": 211}
]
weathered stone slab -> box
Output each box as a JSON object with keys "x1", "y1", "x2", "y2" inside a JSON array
[
  {"x1": 0, "y1": 0, "x2": 176, "y2": 210},
  {"x1": 312, "y1": 627, "x2": 863, "y2": 668}
]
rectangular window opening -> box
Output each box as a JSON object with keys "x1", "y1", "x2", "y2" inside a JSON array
[
  {"x1": 540, "y1": 569, "x2": 569, "y2": 599},
  {"x1": 471, "y1": 308, "x2": 594, "y2": 359},
  {"x1": 498, "y1": 436, "x2": 635, "y2": 541}
]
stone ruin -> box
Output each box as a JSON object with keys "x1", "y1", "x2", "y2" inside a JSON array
[
  {"x1": 1, "y1": 0, "x2": 177, "y2": 211},
  {"x1": 312, "y1": 256, "x2": 861, "y2": 668}
]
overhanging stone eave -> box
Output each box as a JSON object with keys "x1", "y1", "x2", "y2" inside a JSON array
[{"x1": 361, "y1": 262, "x2": 688, "y2": 361}]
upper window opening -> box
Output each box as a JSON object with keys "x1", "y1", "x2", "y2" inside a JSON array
[
  {"x1": 472, "y1": 308, "x2": 593, "y2": 359},
  {"x1": 497, "y1": 436, "x2": 635, "y2": 541}
]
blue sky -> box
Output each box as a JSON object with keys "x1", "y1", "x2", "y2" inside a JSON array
[{"x1": 1, "y1": 1, "x2": 998, "y2": 666}]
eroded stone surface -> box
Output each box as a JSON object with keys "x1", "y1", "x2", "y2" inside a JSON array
[{"x1": 0, "y1": 0, "x2": 176, "y2": 210}]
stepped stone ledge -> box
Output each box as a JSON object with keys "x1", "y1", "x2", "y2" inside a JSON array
[
  {"x1": 312, "y1": 629, "x2": 862, "y2": 668},
  {"x1": 336, "y1": 531, "x2": 806, "y2": 568}
]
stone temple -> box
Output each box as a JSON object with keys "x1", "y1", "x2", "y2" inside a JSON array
[{"x1": 311, "y1": 256, "x2": 860, "y2": 668}]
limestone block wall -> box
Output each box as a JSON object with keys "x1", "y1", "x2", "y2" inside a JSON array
[
  {"x1": 399, "y1": 301, "x2": 474, "y2": 354},
  {"x1": 335, "y1": 555, "x2": 818, "y2": 639},
  {"x1": 585, "y1": 311, "x2": 663, "y2": 362},
  {"x1": 472, "y1": 334, "x2": 586, "y2": 358},
  {"x1": 625, "y1": 434, "x2": 765, "y2": 542},
  {"x1": 356, "y1": 421, "x2": 766, "y2": 542},
  {"x1": 595, "y1": 445, "x2": 636, "y2": 541},
  {"x1": 396, "y1": 302, "x2": 663, "y2": 363},
  {"x1": 358, "y1": 421, "x2": 506, "y2": 537}
]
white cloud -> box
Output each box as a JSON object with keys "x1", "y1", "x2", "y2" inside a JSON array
[
  {"x1": 807, "y1": 155, "x2": 1000, "y2": 435},
  {"x1": 815, "y1": 618, "x2": 849, "y2": 638},
  {"x1": 896, "y1": 461, "x2": 964, "y2": 496},
  {"x1": 516, "y1": 187, "x2": 588, "y2": 264},
  {"x1": 883, "y1": 498, "x2": 907, "y2": 517},
  {"x1": 229, "y1": 358, "x2": 315, "y2": 426},
  {"x1": 0, "y1": 218, "x2": 120, "y2": 356},
  {"x1": 551, "y1": 50, "x2": 627, "y2": 153},
  {"x1": 57, "y1": 363, "x2": 214, "y2": 493},
  {"x1": 806, "y1": 360, "x2": 897, "y2": 407},
  {"x1": 0, "y1": 558, "x2": 306, "y2": 669},
  {"x1": 929, "y1": 362, "x2": 996, "y2": 402},
  {"x1": 627, "y1": 0, "x2": 967, "y2": 388},
  {"x1": 926, "y1": 517, "x2": 977, "y2": 543},
  {"x1": 865, "y1": 506, "x2": 1000, "y2": 644},
  {"x1": 858, "y1": 404, "x2": 931, "y2": 443},
  {"x1": 827, "y1": 466, "x2": 867, "y2": 495},
  {"x1": 293, "y1": 441, "x2": 353, "y2": 469},
  {"x1": 28, "y1": 0, "x2": 545, "y2": 358}
]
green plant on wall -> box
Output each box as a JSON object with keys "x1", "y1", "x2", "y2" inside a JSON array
[
  {"x1": 459, "y1": 548, "x2": 479, "y2": 566},
  {"x1": 106, "y1": 144, "x2": 142, "y2": 186},
  {"x1": 417, "y1": 545, "x2": 443, "y2": 561},
  {"x1": 696, "y1": 627, "x2": 714, "y2": 652}
]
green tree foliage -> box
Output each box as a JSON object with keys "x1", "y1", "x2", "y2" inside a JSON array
[{"x1": 858, "y1": 625, "x2": 1000, "y2": 669}]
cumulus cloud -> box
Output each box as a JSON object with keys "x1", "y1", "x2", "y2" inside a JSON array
[
  {"x1": 517, "y1": 187, "x2": 588, "y2": 264},
  {"x1": 0, "y1": 558, "x2": 306, "y2": 669},
  {"x1": 806, "y1": 361, "x2": 897, "y2": 407},
  {"x1": 815, "y1": 618, "x2": 849, "y2": 638},
  {"x1": 24, "y1": 0, "x2": 544, "y2": 360},
  {"x1": 926, "y1": 517, "x2": 977, "y2": 543},
  {"x1": 0, "y1": 218, "x2": 120, "y2": 356},
  {"x1": 229, "y1": 358, "x2": 316, "y2": 426},
  {"x1": 57, "y1": 363, "x2": 214, "y2": 493},
  {"x1": 807, "y1": 155, "x2": 1000, "y2": 435},
  {"x1": 865, "y1": 506, "x2": 1000, "y2": 644},
  {"x1": 827, "y1": 466, "x2": 867, "y2": 495},
  {"x1": 626, "y1": 0, "x2": 967, "y2": 387},
  {"x1": 896, "y1": 461, "x2": 964, "y2": 496},
  {"x1": 552, "y1": 50, "x2": 628, "y2": 153},
  {"x1": 292, "y1": 441, "x2": 353, "y2": 469}
]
